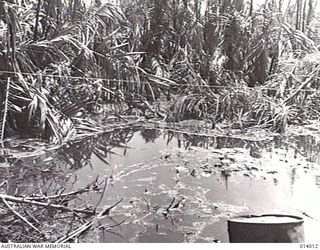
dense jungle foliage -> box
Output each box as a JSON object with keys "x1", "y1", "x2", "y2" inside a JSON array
[{"x1": 1, "y1": 0, "x2": 320, "y2": 143}]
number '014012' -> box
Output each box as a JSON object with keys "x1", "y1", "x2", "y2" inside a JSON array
[{"x1": 300, "y1": 244, "x2": 319, "y2": 248}]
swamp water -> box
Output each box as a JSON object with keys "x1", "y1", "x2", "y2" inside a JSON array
[{"x1": 1, "y1": 125, "x2": 320, "y2": 242}]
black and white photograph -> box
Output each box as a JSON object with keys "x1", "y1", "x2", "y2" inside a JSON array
[{"x1": 0, "y1": 0, "x2": 319, "y2": 246}]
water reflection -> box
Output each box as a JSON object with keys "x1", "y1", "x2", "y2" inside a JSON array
[
  {"x1": 56, "y1": 127, "x2": 141, "y2": 169},
  {"x1": 162, "y1": 130, "x2": 268, "y2": 150},
  {"x1": 220, "y1": 170, "x2": 230, "y2": 190},
  {"x1": 290, "y1": 168, "x2": 297, "y2": 195},
  {"x1": 14, "y1": 127, "x2": 317, "y2": 172},
  {"x1": 315, "y1": 175, "x2": 320, "y2": 188},
  {"x1": 70, "y1": 127, "x2": 320, "y2": 242},
  {"x1": 0, "y1": 155, "x2": 70, "y2": 196},
  {"x1": 1, "y1": 126, "x2": 320, "y2": 242},
  {"x1": 140, "y1": 129, "x2": 162, "y2": 143}
]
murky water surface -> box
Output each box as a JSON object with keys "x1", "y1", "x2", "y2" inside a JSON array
[
  {"x1": 72, "y1": 127, "x2": 320, "y2": 242},
  {"x1": 1, "y1": 125, "x2": 320, "y2": 242}
]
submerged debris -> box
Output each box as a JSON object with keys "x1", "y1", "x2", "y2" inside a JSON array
[{"x1": 0, "y1": 169, "x2": 121, "y2": 242}]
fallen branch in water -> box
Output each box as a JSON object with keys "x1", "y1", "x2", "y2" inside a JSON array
[
  {"x1": 27, "y1": 178, "x2": 102, "y2": 202},
  {"x1": 0, "y1": 193, "x2": 96, "y2": 215},
  {"x1": 0, "y1": 176, "x2": 113, "y2": 242},
  {"x1": 55, "y1": 198, "x2": 124, "y2": 243},
  {"x1": 1, "y1": 196, "x2": 42, "y2": 234},
  {"x1": 0, "y1": 177, "x2": 110, "y2": 216},
  {"x1": 55, "y1": 221, "x2": 92, "y2": 243}
]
